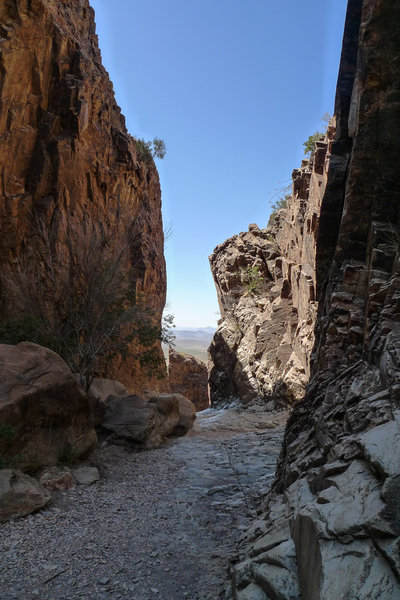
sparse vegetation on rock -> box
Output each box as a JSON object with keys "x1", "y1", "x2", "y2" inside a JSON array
[
  {"x1": 0, "y1": 217, "x2": 173, "y2": 391},
  {"x1": 135, "y1": 137, "x2": 166, "y2": 162},
  {"x1": 239, "y1": 265, "x2": 265, "y2": 295}
]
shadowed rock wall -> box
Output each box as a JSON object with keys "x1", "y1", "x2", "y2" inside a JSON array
[
  {"x1": 0, "y1": 0, "x2": 167, "y2": 394},
  {"x1": 230, "y1": 0, "x2": 400, "y2": 597}
]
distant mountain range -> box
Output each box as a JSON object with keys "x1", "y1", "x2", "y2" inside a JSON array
[{"x1": 163, "y1": 327, "x2": 216, "y2": 364}]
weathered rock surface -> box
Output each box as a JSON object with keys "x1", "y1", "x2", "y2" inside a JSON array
[
  {"x1": 229, "y1": 0, "x2": 400, "y2": 598},
  {"x1": 158, "y1": 392, "x2": 197, "y2": 436},
  {"x1": 209, "y1": 128, "x2": 332, "y2": 407},
  {"x1": 0, "y1": 469, "x2": 50, "y2": 522},
  {"x1": 168, "y1": 348, "x2": 210, "y2": 411},
  {"x1": 39, "y1": 466, "x2": 75, "y2": 491},
  {"x1": 0, "y1": 0, "x2": 167, "y2": 395},
  {"x1": 88, "y1": 377, "x2": 130, "y2": 427},
  {"x1": 73, "y1": 466, "x2": 100, "y2": 486},
  {"x1": 0, "y1": 342, "x2": 97, "y2": 471},
  {"x1": 102, "y1": 393, "x2": 196, "y2": 448}
]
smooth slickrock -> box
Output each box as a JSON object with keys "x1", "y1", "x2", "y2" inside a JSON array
[
  {"x1": 0, "y1": 469, "x2": 50, "y2": 522},
  {"x1": 168, "y1": 348, "x2": 210, "y2": 411},
  {"x1": 208, "y1": 125, "x2": 333, "y2": 407},
  {"x1": 229, "y1": 0, "x2": 400, "y2": 598},
  {"x1": 0, "y1": 342, "x2": 97, "y2": 471},
  {"x1": 0, "y1": 0, "x2": 167, "y2": 395}
]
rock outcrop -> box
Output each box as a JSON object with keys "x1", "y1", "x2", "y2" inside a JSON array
[
  {"x1": 0, "y1": 0, "x2": 167, "y2": 394},
  {"x1": 168, "y1": 348, "x2": 210, "y2": 411},
  {"x1": 229, "y1": 0, "x2": 400, "y2": 597},
  {"x1": 0, "y1": 342, "x2": 97, "y2": 471},
  {"x1": 209, "y1": 127, "x2": 334, "y2": 407}
]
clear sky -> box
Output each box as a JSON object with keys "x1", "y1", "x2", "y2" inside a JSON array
[{"x1": 90, "y1": 0, "x2": 348, "y2": 328}]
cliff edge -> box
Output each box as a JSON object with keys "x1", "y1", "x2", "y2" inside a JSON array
[{"x1": 0, "y1": 0, "x2": 167, "y2": 394}]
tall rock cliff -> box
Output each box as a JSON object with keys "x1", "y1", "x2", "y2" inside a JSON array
[
  {"x1": 229, "y1": 0, "x2": 400, "y2": 598},
  {"x1": 0, "y1": 0, "x2": 167, "y2": 393},
  {"x1": 209, "y1": 126, "x2": 334, "y2": 407}
]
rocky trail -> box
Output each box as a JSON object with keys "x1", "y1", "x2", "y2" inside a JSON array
[{"x1": 0, "y1": 408, "x2": 286, "y2": 600}]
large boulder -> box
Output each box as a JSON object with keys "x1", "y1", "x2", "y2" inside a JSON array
[
  {"x1": 0, "y1": 469, "x2": 50, "y2": 522},
  {"x1": 102, "y1": 393, "x2": 196, "y2": 447},
  {"x1": 0, "y1": 342, "x2": 97, "y2": 471},
  {"x1": 102, "y1": 394, "x2": 179, "y2": 447},
  {"x1": 150, "y1": 393, "x2": 197, "y2": 436},
  {"x1": 168, "y1": 349, "x2": 210, "y2": 411},
  {"x1": 88, "y1": 377, "x2": 130, "y2": 427}
]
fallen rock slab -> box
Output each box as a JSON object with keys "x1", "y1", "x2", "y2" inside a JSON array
[{"x1": 0, "y1": 469, "x2": 50, "y2": 522}]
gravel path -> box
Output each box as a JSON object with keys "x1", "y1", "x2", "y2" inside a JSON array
[{"x1": 0, "y1": 407, "x2": 286, "y2": 600}]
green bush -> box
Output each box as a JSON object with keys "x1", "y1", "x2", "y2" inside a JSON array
[
  {"x1": 303, "y1": 131, "x2": 324, "y2": 156},
  {"x1": 135, "y1": 137, "x2": 166, "y2": 163},
  {"x1": 303, "y1": 115, "x2": 330, "y2": 156},
  {"x1": 239, "y1": 265, "x2": 264, "y2": 295},
  {"x1": 0, "y1": 218, "x2": 174, "y2": 391},
  {"x1": 268, "y1": 193, "x2": 291, "y2": 224}
]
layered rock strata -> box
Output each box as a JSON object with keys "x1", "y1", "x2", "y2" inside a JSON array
[
  {"x1": 0, "y1": 0, "x2": 167, "y2": 394},
  {"x1": 209, "y1": 129, "x2": 334, "y2": 407},
  {"x1": 230, "y1": 0, "x2": 400, "y2": 598},
  {"x1": 168, "y1": 348, "x2": 210, "y2": 411}
]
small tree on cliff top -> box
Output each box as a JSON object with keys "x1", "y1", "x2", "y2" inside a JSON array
[
  {"x1": 135, "y1": 137, "x2": 166, "y2": 163},
  {"x1": 302, "y1": 114, "x2": 331, "y2": 156},
  {"x1": 0, "y1": 215, "x2": 173, "y2": 391}
]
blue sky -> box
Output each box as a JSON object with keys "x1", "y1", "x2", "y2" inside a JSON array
[{"x1": 90, "y1": 0, "x2": 348, "y2": 328}]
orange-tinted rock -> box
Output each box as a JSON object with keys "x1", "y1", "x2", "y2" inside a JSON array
[
  {"x1": 168, "y1": 348, "x2": 210, "y2": 411},
  {"x1": 0, "y1": 0, "x2": 167, "y2": 395}
]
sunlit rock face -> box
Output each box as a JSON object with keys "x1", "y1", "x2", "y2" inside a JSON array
[
  {"x1": 0, "y1": 0, "x2": 167, "y2": 394},
  {"x1": 229, "y1": 0, "x2": 400, "y2": 597},
  {"x1": 208, "y1": 130, "x2": 334, "y2": 407},
  {"x1": 168, "y1": 348, "x2": 210, "y2": 411}
]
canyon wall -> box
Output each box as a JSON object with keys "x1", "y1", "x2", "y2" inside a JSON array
[
  {"x1": 0, "y1": 0, "x2": 167, "y2": 393},
  {"x1": 209, "y1": 124, "x2": 334, "y2": 407},
  {"x1": 230, "y1": 0, "x2": 400, "y2": 598}
]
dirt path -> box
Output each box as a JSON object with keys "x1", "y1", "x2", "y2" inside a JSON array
[{"x1": 0, "y1": 408, "x2": 286, "y2": 600}]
